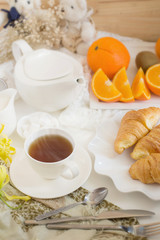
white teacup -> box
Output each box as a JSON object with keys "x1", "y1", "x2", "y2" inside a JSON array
[{"x1": 24, "y1": 128, "x2": 79, "y2": 180}]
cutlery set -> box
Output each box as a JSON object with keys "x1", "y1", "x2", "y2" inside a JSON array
[
  {"x1": 24, "y1": 187, "x2": 159, "y2": 237},
  {"x1": 24, "y1": 209, "x2": 158, "y2": 237}
]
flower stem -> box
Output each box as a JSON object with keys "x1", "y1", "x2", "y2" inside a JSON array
[{"x1": 0, "y1": 196, "x2": 22, "y2": 210}]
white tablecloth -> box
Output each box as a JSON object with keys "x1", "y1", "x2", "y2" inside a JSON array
[{"x1": 0, "y1": 31, "x2": 159, "y2": 240}]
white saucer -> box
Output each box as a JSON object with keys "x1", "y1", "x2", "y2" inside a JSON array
[{"x1": 10, "y1": 146, "x2": 92, "y2": 199}]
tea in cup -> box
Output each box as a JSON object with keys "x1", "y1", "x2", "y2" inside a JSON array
[{"x1": 24, "y1": 128, "x2": 79, "y2": 180}]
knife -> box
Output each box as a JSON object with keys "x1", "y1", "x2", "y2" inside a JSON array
[{"x1": 25, "y1": 209, "x2": 155, "y2": 226}]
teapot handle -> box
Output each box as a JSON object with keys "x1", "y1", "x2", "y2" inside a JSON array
[{"x1": 12, "y1": 40, "x2": 33, "y2": 62}]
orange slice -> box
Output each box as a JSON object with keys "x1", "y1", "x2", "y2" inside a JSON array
[
  {"x1": 91, "y1": 68, "x2": 122, "y2": 102},
  {"x1": 113, "y1": 67, "x2": 134, "y2": 102},
  {"x1": 131, "y1": 68, "x2": 151, "y2": 100},
  {"x1": 145, "y1": 64, "x2": 160, "y2": 96}
]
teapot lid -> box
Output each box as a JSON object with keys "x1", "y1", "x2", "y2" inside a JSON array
[{"x1": 24, "y1": 50, "x2": 73, "y2": 81}]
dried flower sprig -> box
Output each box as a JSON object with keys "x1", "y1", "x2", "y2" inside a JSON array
[
  {"x1": 0, "y1": 7, "x2": 65, "y2": 63},
  {"x1": 0, "y1": 165, "x2": 30, "y2": 209}
]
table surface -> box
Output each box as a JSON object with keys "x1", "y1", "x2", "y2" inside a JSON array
[
  {"x1": 0, "y1": 1, "x2": 159, "y2": 238},
  {"x1": 0, "y1": 30, "x2": 159, "y2": 240},
  {"x1": 10, "y1": 96, "x2": 160, "y2": 240}
]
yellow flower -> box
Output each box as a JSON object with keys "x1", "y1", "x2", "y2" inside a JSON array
[
  {"x1": 0, "y1": 124, "x2": 4, "y2": 134},
  {"x1": 0, "y1": 165, "x2": 31, "y2": 209},
  {"x1": 3, "y1": 192, "x2": 31, "y2": 201},
  {"x1": 0, "y1": 124, "x2": 16, "y2": 165},
  {"x1": 0, "y1": 165, "x2": 9, "y2": 188}
]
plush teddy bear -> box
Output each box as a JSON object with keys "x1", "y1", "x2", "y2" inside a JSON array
[
  {"x1": 58, "y1": 0, "x2": 96, "y2": 55},
  {"x1": 0, "y1": 0, "x2": 41, "y2": 28}
]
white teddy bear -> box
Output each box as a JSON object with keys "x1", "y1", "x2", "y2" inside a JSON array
[
  {"x1": 58, "y1": 0, "x2": 96, "y2": 55},
  {"x1": 0, "y1": 0, "x2": 41, "y2": 28}
]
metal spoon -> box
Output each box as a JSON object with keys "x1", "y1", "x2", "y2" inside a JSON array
[{"x1": 35, "y1": 187, "x2": 108, "y2": 221}]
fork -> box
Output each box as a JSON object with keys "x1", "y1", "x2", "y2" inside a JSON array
[{"x1": 47, "y1": 222, "x2": 160, "y2": 237}]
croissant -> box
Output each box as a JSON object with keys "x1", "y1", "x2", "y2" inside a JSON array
[
  {"x1": 114, "y1": 107, "x2": 160, "y2": 154},
  {"x1": 131, "y1": 124, "x2": 160, "y2": 160},
  {"x1": 129, "y1": 153, "x2": 160, "y2": 184}
]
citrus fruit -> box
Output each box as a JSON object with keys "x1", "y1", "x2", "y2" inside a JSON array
[
  {"x1": 112, "y1": 67, "x2": 134, "y2": 102},
  {"x1": 91, "y1": 68, "x2": 122, "y2": 102},
  {"x1": 155, "y1": 38, "x2": 160, "y2": 58},
  {"x1": 87, "y1": 37, "x2": 130, "y2": 79},
  {"x1": 131, "y1": 68, "x2": 151, "y2": 100},
  {"x1": 145, "y1": 64, "x2": 160, "y2": 96}
]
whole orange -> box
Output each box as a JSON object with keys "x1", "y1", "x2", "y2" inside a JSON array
[
  {"x1": 155, "y1": 38, "x2": 160, "y2": 58},
  {"x1": 87, "y1": 37, "x2": 130, "y2": 79}
]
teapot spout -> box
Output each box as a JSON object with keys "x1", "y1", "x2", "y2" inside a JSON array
[{"x1": 76, "y1": 76, "x2": 85, "y2": 85}]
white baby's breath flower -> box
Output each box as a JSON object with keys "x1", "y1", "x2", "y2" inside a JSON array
[
  {"x1": 48, "y1": 0, "x2": 55, "y2": 7},
  {"x1": 0, "y1": 7, "x2": 66, "y2": 63}
]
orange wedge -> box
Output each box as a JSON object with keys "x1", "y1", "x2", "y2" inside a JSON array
[
  {"x1": 113, "y1": 67, "x2": 134, "y2": 102},
  {"x1": 131, "y1": 68, "x2": 151, "y2": 100},
  {"x1": 145, "y1": 64, "x2": 160, "y2": 96},
  {"x1": 91, "y1": 68, "x2": 122, "y2": 102}
]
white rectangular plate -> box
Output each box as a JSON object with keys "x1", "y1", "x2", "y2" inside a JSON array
[{"x1": 89, "y1": 41, "x2": 159, "y2": 110}]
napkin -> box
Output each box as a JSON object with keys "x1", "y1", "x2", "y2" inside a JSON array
[{"x1": 0, "y1": 184, "x2": 147, "y2": 240}]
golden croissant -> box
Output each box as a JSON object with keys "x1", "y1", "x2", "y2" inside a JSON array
[
  {"x1": 114, "y1": 107, "x2": 160, "y2": 154},
  {"x1": 131, "y1": 124, "x2": 160, "y2": 160},
  {"x1": 129, "y1": 153, "x2": 160, "y2": 184}
]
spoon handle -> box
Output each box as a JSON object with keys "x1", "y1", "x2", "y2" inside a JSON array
[{"x1": 35, "y1": 201, "x2": 83, "y2": 221}]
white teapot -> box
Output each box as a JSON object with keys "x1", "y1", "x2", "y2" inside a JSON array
[{"x1": 12, "y1": 40, "x2": 85, "y2": 112}]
